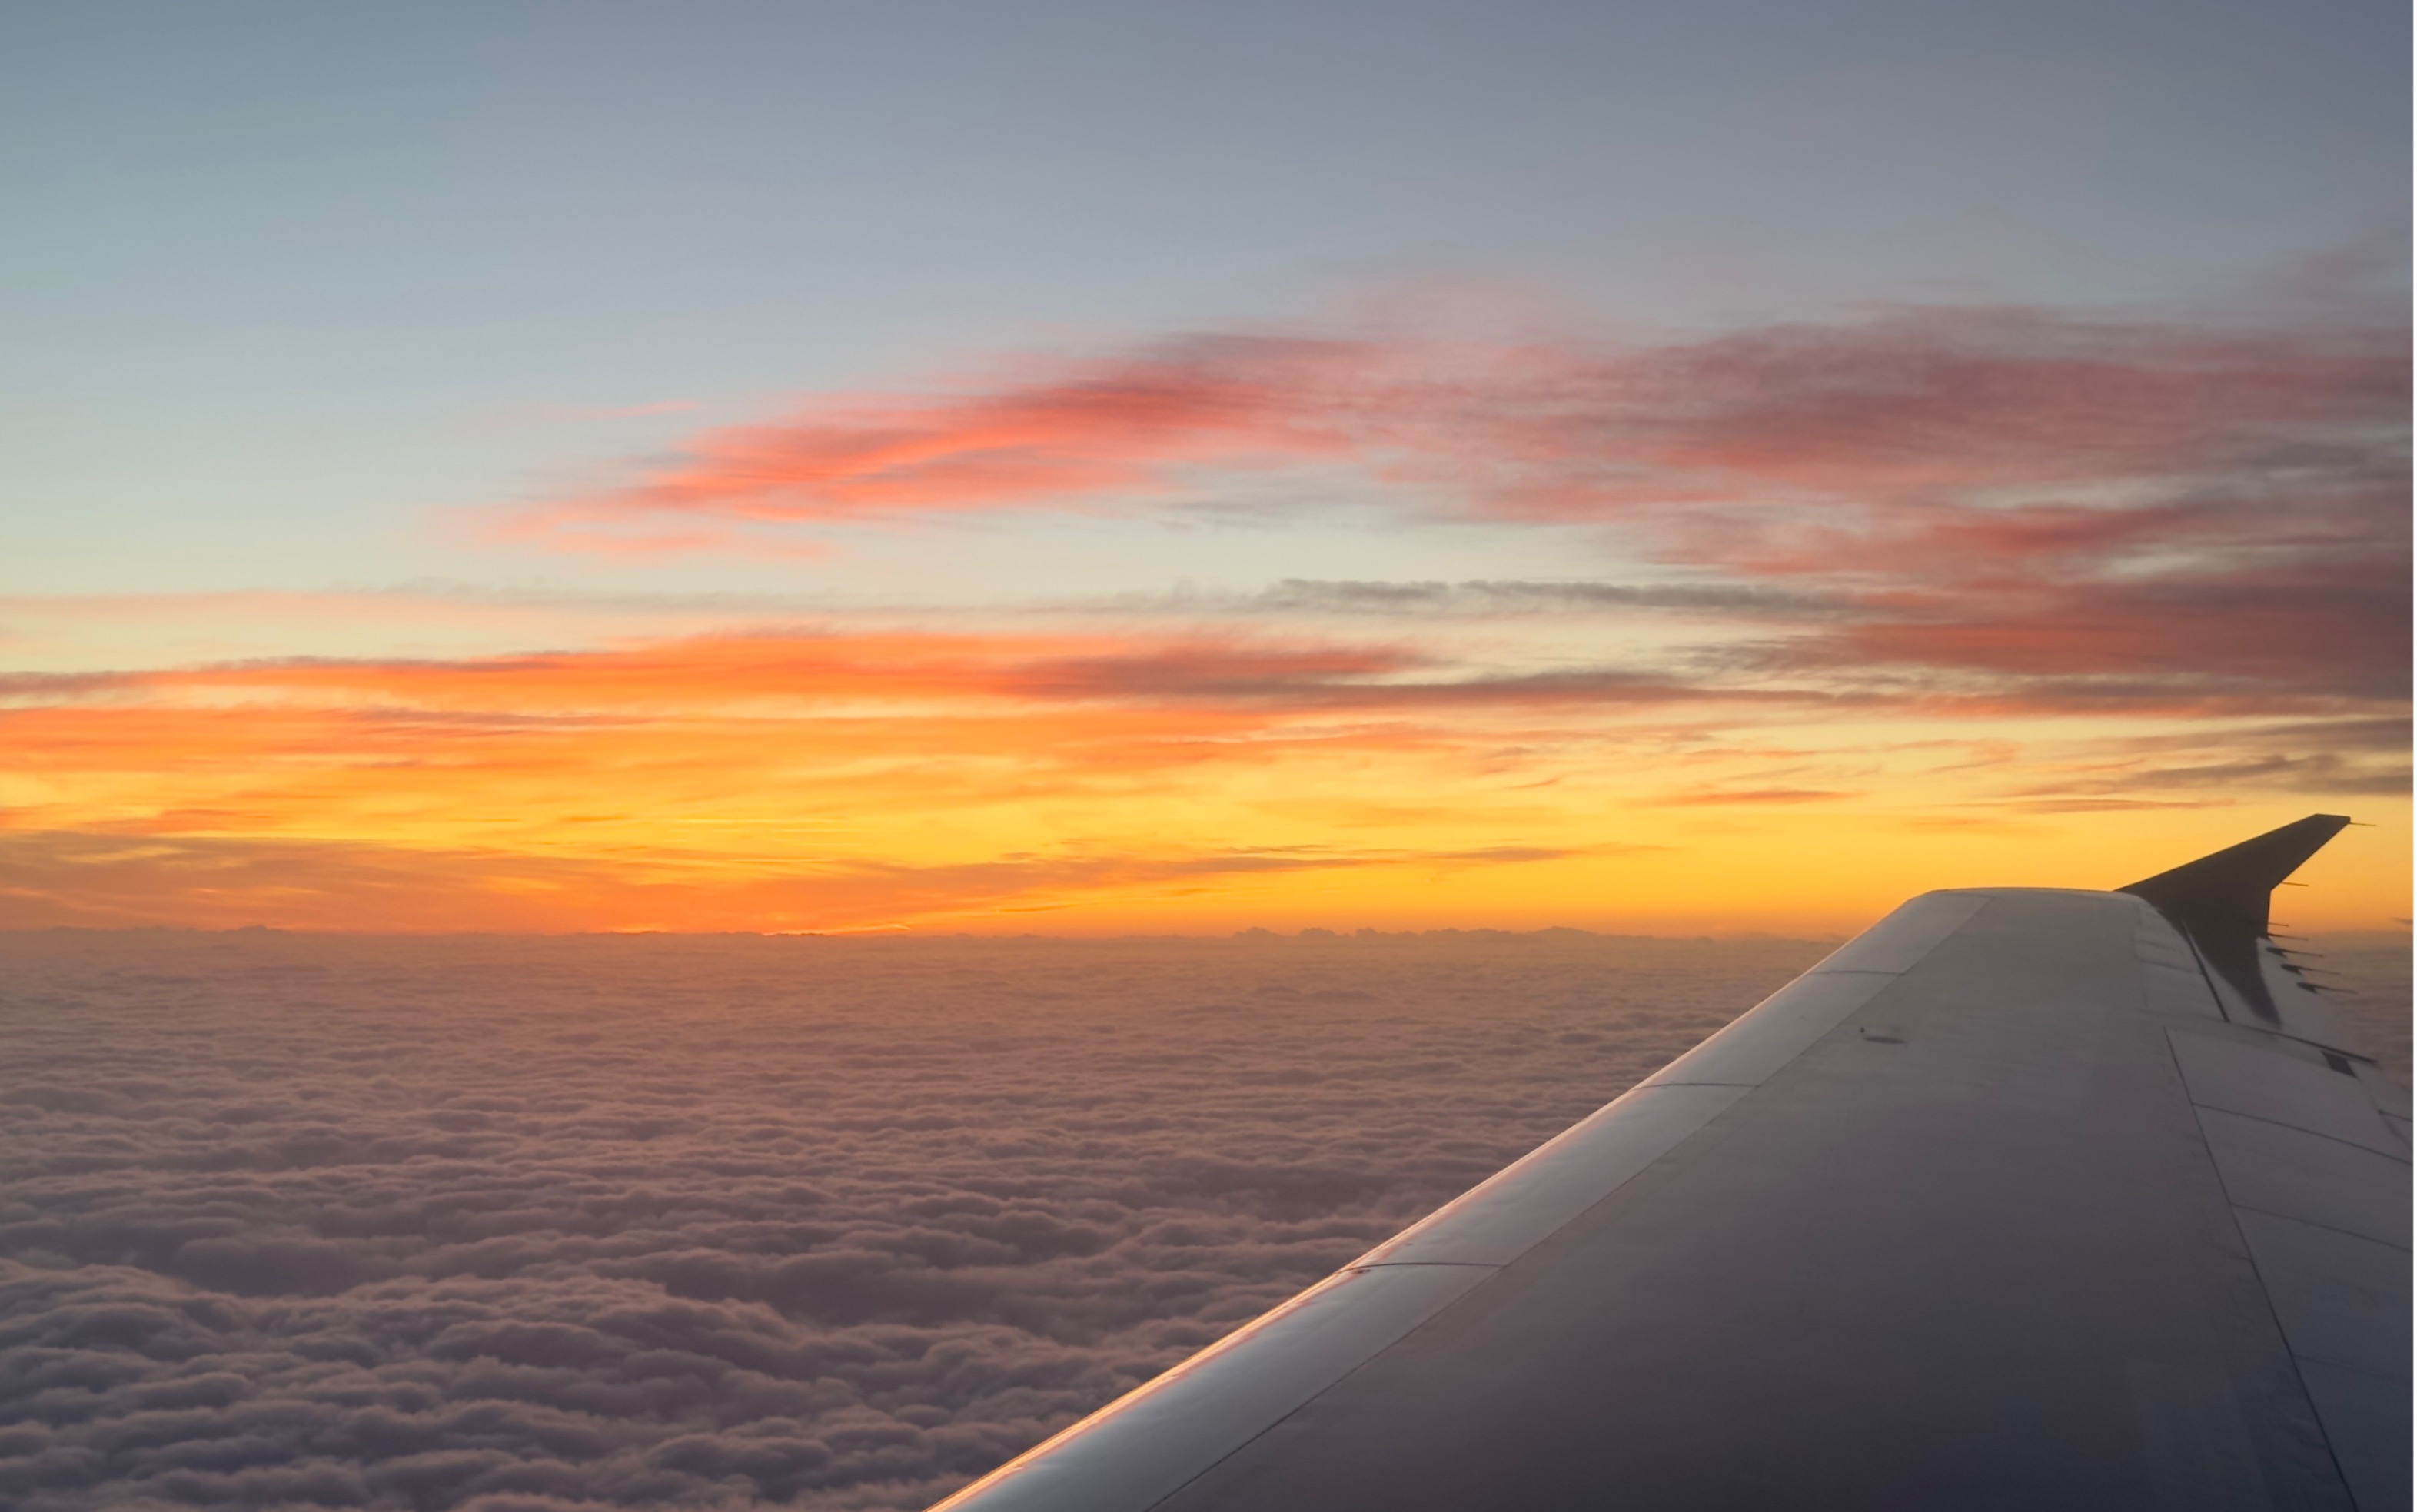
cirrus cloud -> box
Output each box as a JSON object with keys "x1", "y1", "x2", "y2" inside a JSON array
[
  {"x1": 508, "y1": 302, "x2": 2405, "y2": 569},
  {"x1": 493, "y1": 295, "x2": 2409, "y2": 728}
]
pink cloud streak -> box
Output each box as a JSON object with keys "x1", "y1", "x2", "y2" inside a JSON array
[
  {"x1": 497, "y1": 300, "x2": 2406, "y2": 713},
  {"x1": 514, "y1": 306, "x2": 2402, "y2": 547}
]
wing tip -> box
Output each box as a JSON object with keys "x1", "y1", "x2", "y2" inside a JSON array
[
  {"x1": 2120, "y1": 814, "x2": 2355, "y2": 1022},
  {"x1": 2119, "y1": 813, "x2": 2352, "y2": 912}
]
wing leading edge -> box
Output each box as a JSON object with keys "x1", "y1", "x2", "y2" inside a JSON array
[{"x1": 933, "y1": 818, "x2": 2409, "y2": 1511}]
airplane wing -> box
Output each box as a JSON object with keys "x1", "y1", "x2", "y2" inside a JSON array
[{"x1": 933, "y1": 816, "x2": 2410, "y2": 1511}]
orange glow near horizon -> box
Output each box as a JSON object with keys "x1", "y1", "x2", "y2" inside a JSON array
[
  {"x1": 5, "y1": 300, "x2": 2405, "y2": 936},
  {"x1": 3, "y1": 619, "x2": 2405, "y2": 935}
]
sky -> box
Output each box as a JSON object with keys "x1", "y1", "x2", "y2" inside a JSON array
[{"x1": 2, "y1": 0, "x2": 2409, "y2": 934}]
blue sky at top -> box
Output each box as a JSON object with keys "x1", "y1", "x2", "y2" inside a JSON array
[{"x1": 2, "y1": 0, "x2": 2406, "y2": 600}]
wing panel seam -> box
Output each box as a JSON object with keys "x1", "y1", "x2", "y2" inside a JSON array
[
  {"x1": 2225, "y1": 1203, "x2": 2414, "y2": 1254},
  {"x1": 2160, "y1": 1022, "x2": 2365, "y2": 1503},
  {"x1": 2179, "y1": 1104, "x2": 2412, "y2": 1166}
]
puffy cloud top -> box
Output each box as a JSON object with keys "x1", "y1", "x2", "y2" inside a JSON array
[{"x1": 1, "y1": 929, "x2": 1827, "y2": 1510}]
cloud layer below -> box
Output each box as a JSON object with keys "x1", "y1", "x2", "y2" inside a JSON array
[
  {"x1": 1, "y1": 929, "x2": 1824, "y2": 1511},
  {"x1": 3, "y1": 929, "x2": 2405, "y2": 1511}
]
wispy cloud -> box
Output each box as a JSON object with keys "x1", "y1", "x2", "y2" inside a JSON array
[
  {"x1": 506, "y1": 302, "x2": 2403, "y2": 559},
  {"x1": 1767, "y1": 560, "x2": 2410, "y2": 708},
  {"x1": 1219, "y1": 578, "x2": 1847, "y2": 620},
  {"x1": 2010, "y1": 753, "x2": 2413, "y2": 800},
  {"x1": 1657, "y1": 786, "x2": 1860, "y2": 806},
  {"x1": 0, "y1": 828, "x2": 1626, "y2": 933},
  {"x1": 494, "y1": 297, "x2": 2407, "y2": 727},
  {"x1": 514, "y1": 335, "x2": 1375, "y2": 537},
  {"x1": 1, "y1": 630, "x2": 1732, "y2": 718}
]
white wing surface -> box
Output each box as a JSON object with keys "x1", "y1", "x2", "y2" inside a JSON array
[{"x1": 934, "y1": 816, "x2": 2409, "y2": 1511}]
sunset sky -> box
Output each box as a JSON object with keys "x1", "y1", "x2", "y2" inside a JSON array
[{"x1": 3, "y1": 0, "x2": 2408, "y2": 934}]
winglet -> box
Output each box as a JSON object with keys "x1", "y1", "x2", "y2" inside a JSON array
[{"x1": 2120, "y1": 814, "x2": 2352, "y2": 1021}]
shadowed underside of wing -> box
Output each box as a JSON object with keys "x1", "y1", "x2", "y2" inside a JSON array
[{"x1": 933, "y1": 819, "x2": 2410, "y2": 1512}]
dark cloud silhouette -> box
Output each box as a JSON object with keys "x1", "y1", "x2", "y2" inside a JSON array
[{"x1": 1778, "y1": 558, "x2": 2412, "y2": 708}]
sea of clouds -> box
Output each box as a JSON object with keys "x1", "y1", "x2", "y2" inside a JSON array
[{"x1": 2, "y1": 928, "x2": 2404, "y2": 1511}]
